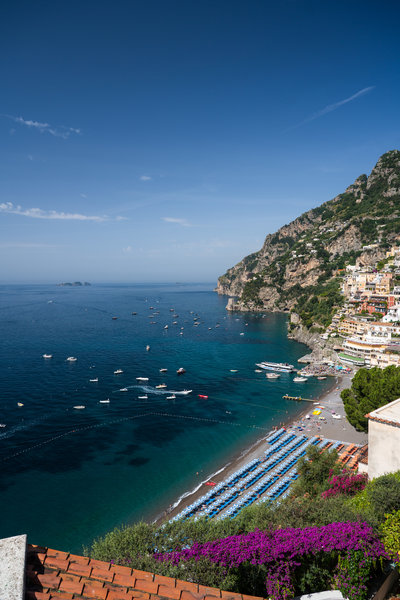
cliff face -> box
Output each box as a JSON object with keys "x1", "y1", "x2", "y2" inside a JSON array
[{"x1": 217, "y1": 150, "x2": 400, "y2": 326}]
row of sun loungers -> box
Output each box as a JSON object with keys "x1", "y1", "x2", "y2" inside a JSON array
[{"x1": 169, "y1": 431, "x2": 363, "y2": 523}]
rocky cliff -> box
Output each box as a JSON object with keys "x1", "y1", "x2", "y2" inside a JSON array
[{"x1": 217, "y1": 150, "x2": 400, "y2": 329}]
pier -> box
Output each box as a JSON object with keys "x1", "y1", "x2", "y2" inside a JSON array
[{"x1": 282, "y1": 395, "x2": 315, "y2": 403}]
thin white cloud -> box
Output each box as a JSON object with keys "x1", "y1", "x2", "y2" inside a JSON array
[
  {"x1": 2, "y1": 115, "x2": 81, "y2": 139},
  {"x1": 162, "y1": 217, "x2": 191, "y2": 227},
  {"x1": 80, "y1": 193, "x2": 87, "y2": 199},
  {"x1": 0, "y1": 202, "x2": 119, "y2": 222},
  {"x1": 123, "y1": 245, "x2": 133, "y2": 253},
  {"x1": 288, "y1": 86, "x2": 375, "y2": 130},
  {"x1": 140, "y1": 175, "x2": 152, "y2": 181}
]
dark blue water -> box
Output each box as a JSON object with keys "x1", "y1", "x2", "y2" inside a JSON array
[{"x1": 0, "y1": 283, "x2": 332, "y2": 552}]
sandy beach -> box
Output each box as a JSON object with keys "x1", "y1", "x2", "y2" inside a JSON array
[{"x1": 156, "y1": 371, "x2": 367, "y2": 525}]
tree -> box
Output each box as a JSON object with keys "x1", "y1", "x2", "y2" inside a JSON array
[
  {"x1": 292, "y1": 446, "x2": 340, "y2": 498},
  {"x1": 341, "y1": 366, "x2": 400, "y2": 432}
]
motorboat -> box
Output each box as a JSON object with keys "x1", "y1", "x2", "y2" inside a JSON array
[
  {"x1": 138, "y1": 395, "x2": 148, "y2": 399},
  {"x1": 114, "y1": 369, "x2": 123, "y2": 374},
  {"x1": 89, "y1": 378, "x2": 99, "y2": 382},
  {"x1": 17, "y1": 402, "x2": 24, "y2": 407},
  {"x1": 255, "y1": 361, "x2": 295, "y2": 373},
  {"x1": 156, "y1": 383, "x2": 167, "y2": 389},
  {"x1": 146, "y1": 345, "x2": 150, "y2": 351},
  {"x1": 179, "y1": 389, "x2": 192, "y2": 395},
  {"x1": 255, "y1": 369, "x2": 263, "y2": 373},
  {"x1": 99, "y1": 399, "x2": 110, "y2": 403},
  {"x1": 73, "y1": 405, "x2": 85, "y2": 409},
  {"x1": 112, "y1": 316, "x2": 118, "y2": 320},
  {"x1": 177, "y1": 367, "x2": 186, "y2": 375},
  {"x1": 230, "y1": 369, "x2": 238, "y2": 372},
  {"x1": 166, "y1": 395, "x2": 176, "y2": 400},
  {"x1": 159, "y1": 368, "x2": 168, "y2": 373},
  {"x1": 119, "y1": 388, "x2": 128, "y2": 392},
  {"x1": 293, "y1": 377, "x2": 308, "y2": 382},
  {"x1": 66, "y1": 356, "x2": 77, "y2": 362},
  {"x1": 42, "y1": 354, "x2": 52, "y2": 359},
  {"x1": 317, "y1": 376, "x2": 327, "y2": 380},
  {"x1": 0, "y1": 424, "x2": 6, "y2": 428},
  {"x1": 164, "y1": 325, "x2": 169, "y2": 329},
  {"x1": 198, "y1": 394, "x2": 208, "y2": 399},
  {"x1": 266, "y1": 373, "x2": 280, "y2": 379},
  {"x1": 136, "y1": 377, "x2": 149, "y2": 381}
]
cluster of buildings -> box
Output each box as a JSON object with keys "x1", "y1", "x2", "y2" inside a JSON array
[{"x1": 326, "y1": 246, "x2": 400, "y2": 368}]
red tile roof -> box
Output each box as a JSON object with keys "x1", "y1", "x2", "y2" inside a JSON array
[{"x1": 25, "y1": 544, "x2": 265, "y2": 600}]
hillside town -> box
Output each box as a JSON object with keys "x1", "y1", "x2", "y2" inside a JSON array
[{"x1": 325, "y1": 245, "x2": 400, "y2": 368}]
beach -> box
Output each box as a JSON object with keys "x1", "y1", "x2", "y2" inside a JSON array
[{"x1": 157, "y1": 371, "x2": 367, "y2": 525}]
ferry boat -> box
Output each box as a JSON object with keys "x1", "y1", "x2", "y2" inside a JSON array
[{"x1": 255, "y1": 361, "x2": 295, "y2": 373}]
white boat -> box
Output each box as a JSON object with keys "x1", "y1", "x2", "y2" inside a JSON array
[
  {"x1": 136, "y1": 377, "x2": 149, "y2": 381},
  {"x1": 42, "y1": 354, "x2": 52, "y2": 359},
  {"x1": 317, "y1": 376, "x2": 327, "y2": 380},
  {"x1": 166, "y1": 395, "x2": 176, "y2": 400},
  {"x1": 266, "y1": 373, "x2": 280, "y2": 379},
  {"x1": 164, "y1": 325, "x2": 169, "y2": 329},
  {"x1": 0, "y1": 424, "x2": 6, "y2": 428},
  {"x1": 177, "y1": 367, "x2": 186, "y2": 374},
  {"x1": 156, "y1": 383, "x2": 167, "y2": 389},
  {"x1": 255, "y1": 369, "x2": 263, "y2": 373},
  {"x1": 256, "y1": 361, "x2": 295, "y2": 373},
  {"x1": 99, "y1": 399, "x2": 110, "y2": 403},
  {"x1": 293, "y1": 377, "x2": 308, "y2": 382},
  {"x1": 159, "y1": 368, "x2": 168, "y2": 373},
  {"x1": 179, "y1": 389, "x2": 192, "y2": 395},
  {"x1": 230, "y1": 369, "x2": 238, "y2": 372},
  {"x1": 119, "y1": 388, "x2": 128, "y2": 392},
  {"x1": 114, "y1": 369, "x2": 123, "y2": 374},
  {"x1": 138, "y1": 395, "x2": 148, "y2": 399},
  {"x1": 89, "y1": 378, "x2": 98, "y2": 382},
  {"x1": 240, "y1": 332, "x2": 244, "y2": 336},
  {"x1": 17, "y1": 402, "x2": 24, "y2": 407},
  {"x1": 66, "y1": 356, "x2": 77, "y2": 362},
  {"x1": 73, "y1": 405, "x2": 85, "y2": 409},
  {"x1": 146, "y1": 345, "x2": 150, "y2": 351}
]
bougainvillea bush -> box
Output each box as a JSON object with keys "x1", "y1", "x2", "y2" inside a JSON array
[
  {"x1": 321, "y1": 470, "x2": 368, "y2": 499},
  {"x1": 156, "y1": 522, "x2": 386, "y2": 600}
]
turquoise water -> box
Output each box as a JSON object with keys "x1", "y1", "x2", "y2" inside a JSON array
[{"x1": 0, "y1": 283, "x2": 332, "y2": 552}]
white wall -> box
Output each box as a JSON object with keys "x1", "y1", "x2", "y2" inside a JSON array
[{"x1": 368, "y1": 420, "x2": 400, "y2": 479}]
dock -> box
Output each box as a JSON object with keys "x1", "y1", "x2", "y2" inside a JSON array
[{"x1": 282, "y1": 395, "x2": 315, "y2": 403}]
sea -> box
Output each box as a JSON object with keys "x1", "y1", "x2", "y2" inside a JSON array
[{"x1": 0, "y1": 283, "x2": 334, "y2": 553}]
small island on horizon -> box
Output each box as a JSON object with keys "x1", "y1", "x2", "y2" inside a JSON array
[{"x1": 56, "y1": 281, "x2": 91, "y2": 287}]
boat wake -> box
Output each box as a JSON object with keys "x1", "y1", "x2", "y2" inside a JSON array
[{"x1": 132, "y1": 385, "x2": 192, "y2": 396}]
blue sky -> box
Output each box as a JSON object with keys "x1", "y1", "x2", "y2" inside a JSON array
[{"x1": 1, "y1": 0, "x2": 399, "y2": 283}]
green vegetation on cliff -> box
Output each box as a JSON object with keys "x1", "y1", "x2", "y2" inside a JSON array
[{"x1": 218, "y1": 150, "x2": 400, "y2": 329}]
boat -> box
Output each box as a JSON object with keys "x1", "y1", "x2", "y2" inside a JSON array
[
  {"x1": 166, "y1": 395, "x2": 176, "y2": 400},
  {"x1": 317, "y1": 376, "x2": 327, "y2": 380},
  {"x1": 146, "y1": 345, "x2": 150, "y2": 351},
  {"x1": 159, "y1": 368, "x2": 168, "y2": 373},
  {"x1": 114, "y1": 369, "x2": 123, "y2": 374},
  {"x1": 42, "y1": 354, "x2": 52, "y2": 359},
  {"x1": 0, "y1": 424, "x2": 6, "y2": 428},
  {"x1": 198, "y1": 394, "x2": 208, "y2": 399},
  {"x1": 136, "y1": 377, "x2": 149, "y2": 381},
  {"x1": 177, "y1": 367, "x2": 186, "y2": 375},
  {"x1": 119, "y1": 388, "x2": 128, "y2": 392},
  {"x1": 230, "y1": 369, "x2": 238, "y2": 372},
  {"x1": 66, "y1": 356, "x2": 77, "y2": 362},
  {"x1": 112, "y1": 316, "x2": 118, "y2": 320},
  {"x1": 99, "y1": 399, "x2": 110, "y2": 403},
  {"x1": 156, "y1": 383, "x2": 167, "y2": 389},
  {"x1": 73, "y1": 405, "x2": 85, "y2": 409},
  {"x1": 138, "y1": 395, "x2": 148, "y2": 399},
  {"x1": 164, "y1": 325, "x2": 168, "y2": 329},
  {"x1": 132, "y1": 312, "x2": 137, "y2": 315},
  {"x1": 89, "y1": 378, "x2": 99, "y2": 382},
  {"x1": 293, "y1": 377, "x2": 308, "y2": 382},
  {"x1": 255, "y1": 361, "x2": 295, "y2": 373},
  {"x1": 17, "y1": 402, "x2": 24, "y2": 407},
  {"x1": 240, "y1": 332, "x2": 244, "y2": 336},
  {"x1": 179, "y1": 389, "x2": 192, "y2": 395},
  {"x1": 266, "y1": 373, "x2": 280, "y2": 379},
  {"x1": 255, "y1": 369, "x2": 263, "y2": 373}
]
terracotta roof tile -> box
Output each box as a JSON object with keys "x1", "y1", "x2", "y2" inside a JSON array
[{"x1": 25, "y1": 544, "x2": 266, "y2": 600}]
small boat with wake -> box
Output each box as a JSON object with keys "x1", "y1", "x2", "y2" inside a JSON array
[
  {"x1": 119, "y1": 388, "x2": 128, "y2": 392},
  {"x1": 156, "y1": 383, "x2": 167, "y2": 389},
  {"x1": 42, "y1": 353, "x2": 53, "y2": 359},
  {"x1": 66, "y1": 356, "x2": 77, "y2": 362},
  {"x1": 137, "y1": 377, "x2": 149, "y2": 381},
  {"x1": 114, "y1": 369, "x2": 123, "y2": 374},
  {"x1": 89, "y1": 378, "x2": 99, "y2": 382}
]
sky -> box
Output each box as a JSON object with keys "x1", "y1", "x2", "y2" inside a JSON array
[{"x1": 0, "y1": 0, "x2": 400, "y2": 283}]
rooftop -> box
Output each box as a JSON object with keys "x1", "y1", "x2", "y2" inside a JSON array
[
  {"x1": 367, "y1": 397, "x2": 400, "y2": 426},
  {"x1": 25, "y1": 544, "x2": 262, "y2": 600}
]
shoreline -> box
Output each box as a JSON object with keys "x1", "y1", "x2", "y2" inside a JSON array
[{"x1": 153, "y1": 371, "x2": 367, "y2": 526}]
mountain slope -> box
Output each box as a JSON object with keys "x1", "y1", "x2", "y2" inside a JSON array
[{"x1": 217, "y1": 150, "x2": 400, "y2": 329}]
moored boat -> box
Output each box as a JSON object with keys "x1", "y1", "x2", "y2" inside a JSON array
[
  {"x1": 114, "y1": 369, "x2": 123, "y2": 374},
  {"x1": 66, "y1": 356, "x2": 77, "y2": 362},
  {"x1": 177, "y1": 367, "x2": 186, "y2": 375},
  {"x1": 266, "y1": 372, "x2": 280, "y2": 379},
  {"x1": 42, "y1": 353, "x2": 52, "y2": 359},
  {"x1": 293, "y1": 376, "x2": 308, "y2": 382},
  {"x1": 136, "y1": 377, "x2": 149, "y2": 381},
  {"x1": 256, "y1": 361, "x2": 295, "y2": 373},
  {"x1": 156, "y1": 383, "x2": 167, "y2": 389}
]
